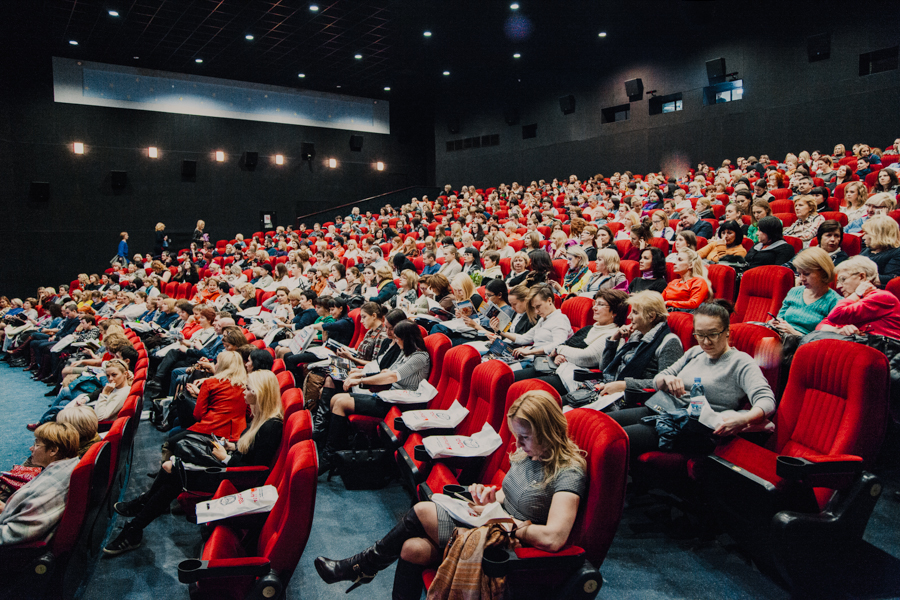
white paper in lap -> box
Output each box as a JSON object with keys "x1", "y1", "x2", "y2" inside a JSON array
[
  {"x1": 51, "y1": 334, "x2": 76, "y2": 352},
  {"x1": 422, "y1": 423, "x2": 502, "y2": 458},
  {"x1": 154, "y1": 341, "x2": 182, "y2": 357},
  {"x1": 401, "y1": 400, "x2": 468, "y2": 431},
  {"x1": 377, "y1": 379, "x2": 439, "y2": 405}
]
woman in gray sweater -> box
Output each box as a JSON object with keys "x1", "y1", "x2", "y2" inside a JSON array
[{"x1": 609, "y1": 300, "x2": 776, "y2": 458}]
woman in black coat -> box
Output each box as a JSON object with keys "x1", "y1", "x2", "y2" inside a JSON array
[{"x1": 745, "y1": 216, "x2": 796, "y2": 269}]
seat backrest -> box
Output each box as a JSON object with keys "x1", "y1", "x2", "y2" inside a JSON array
[
  {"x1": 257, "y1": 441, "x2": 318, "y2": 576},
  {"x1": 707, "y1": 264, "x2": 736, "y2": 301},
  {"x1": 177, "y1": 282, "x2": 192, "y2": 300},
  {"x1": 281, "y1": 388, "x2": 305, "y2": 420},
  {"x1": 458, "y1": 360, "x2": 514, "y2": 436},
  {"x1": 729, "y1": 324, "x2": 781, "y2": 393},
  {"x1": 648, "y1": 237, "x2": 669, "y2": 255},
  {"x1": 348, "y1": 309, "x2": 364, "y2": 348},
  {"x1": 424, "y1": 333, "x2": 452, "y2": 388},
  {"x1": 272, "y1": 358, "x2": 285, "y2": 374},
  {"x1": 104, "y1": 416, "x2": 128, "y2": 486},
  {"x1": 564, "y1": 409, "x2": 629, "y2": 568},
  {"x1": 276, "y1": 371, "x2": 295, "y2": 395},
  {"x1": 51, "y1": 441, "x2": 110, "y2": 555},
  {"x1": 619, "y1": 260, "x2": 640, "y2": 282},
  {"x1": 430, "y1": 344, "x2": 482, "y2": 411},
  {"x1": 665, "y1": 312, "x2": 697, "y2": 351},
  {"x1": 615, "y1": 239, "x2": 632, "y2": 259},
  {"x1": 485, "y1": 380, "x2": 561, "y2": 488},
  {"x1": 266, "y1": 410, "x2": 313, "y2": 486},
  {"x1": 551, "y1": 260, "x2": 568, "y2": 284},
  {"x1": 732, "y1": 266, "x2": 794, "y2": 323},
  {"x1": 560, "y1": 297, "x2": 593, "y2": 331},
  {"x1": 117, "y1": 394, "x2": 139, "y2": 420}
]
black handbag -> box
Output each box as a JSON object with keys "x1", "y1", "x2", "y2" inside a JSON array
[
  {"x1": 532, "y1": 355, "x2": 557, "y2": 375},
  {"x1": 560, "y1": 387, "x2": 597, "y2": 408},
  {"x1": 166, "y1": 431, "x2": 226, "y2": 468},
  {"x1": 334, "y1": 434, "x2": 393, "y2": 490}
]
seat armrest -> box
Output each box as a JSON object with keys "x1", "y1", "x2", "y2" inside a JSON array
[
  {"x1": 413, "y1": 445, "x2": 485, "y2": 474},
  {"x1": 177, "y1": 557, "x2": 271, "y2": 583},
  {"x1": 775, "y1": 455, "x2": 864, "y2": 489},
  {"x1": 482, "y1": 545, "x2": 585, "y2": 578},
  {"x1": 572, "y1": 369, "x2": 602, "y2": 383},
  {"x1": 379, "y1": 420, "x2": 402, "y2": 449}
]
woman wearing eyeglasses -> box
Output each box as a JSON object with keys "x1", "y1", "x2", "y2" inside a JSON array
[
  {"x1": 609, "y1": 300, "x2": 776, "y2": 458},
  {"x1": 817, "y1": 255, "x2": 900, "y2": 339}
]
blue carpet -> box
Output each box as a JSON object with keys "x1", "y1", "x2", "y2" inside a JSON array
[{"x1": 3, "y1": 361, "x2": 900, "y2": 599}]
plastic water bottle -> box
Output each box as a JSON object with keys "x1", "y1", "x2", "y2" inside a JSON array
[{"x1": 689, "y1": 378, "x2": 705, "y2": 418}]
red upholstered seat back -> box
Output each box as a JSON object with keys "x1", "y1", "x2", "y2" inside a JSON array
[
  {"x1": 648, "y1": 237, "x2": 669, "y2": 255},
  {"x1": 486, "y1": 380, "x2": 561, "y2": 489},
  {"x1": 551, "y1": 260, "x2": 568, "y2": 284},
  {"x1": 564, "y1": 409, "x2": 629, "y2": 568},
  {"x1": 458, "y1": 360, "x2": 514, "y2": 436},
  {"x1": 52, "y1": 441, "x2": 110, "y2": 555},
  {"x1": 732, "y1": 266, "x2": 794, "y2": 323},
  {"x1": 424, "y1": 333, "x2": 452, "y2": 388},
  {"x1": 561, "y1": 297, "x2": 593, "y2": 331},
  {"x1": 430, "y1": 344, "x2": 481, "y2": 411},
  {"x1": 707, "y1": 264, "x2": 736, "y2": 301},
  {"x1": 276, "y1": 371, "x2": 295, "y2": 395},
  {"x1": 257, "y1": 441, "x2": 318, "y2": 574},
  {"x1": 620, "y1": 260, "x2": 640, "y2": 282},
  {"x1": 729, "y1": 324, "x2": 782, "y2": 393},
  {"x1": 280, "y1": 388, "x2": 305, "y2": 421},
  {"x1": 272, "y1": 359, "x2": 285, "y2": 374},
  {"x1": 267, "y1": 411, "x2": 314, "y2": 487},
  {"x1": 104, "y1": 416, "x2": 128, "y2": 486},
  {"x1": 666, "y1": 312, "x2": 697, "y2": 350},
  {"x1": 348, "y1": 309, "x2": 364, "y2": 348}
]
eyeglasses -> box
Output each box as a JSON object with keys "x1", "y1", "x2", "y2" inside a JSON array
[{"x1": 692, "y1": 330, "x2": 724, "y2": 342}]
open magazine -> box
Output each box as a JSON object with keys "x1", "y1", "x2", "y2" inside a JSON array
[{"x1": 479, "y1": 301, "x2": 511, "y2": 332}]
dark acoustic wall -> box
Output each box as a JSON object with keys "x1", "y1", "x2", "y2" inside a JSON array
[
  {"x1": 0, "y1": 55, "x2": 431, "y2": 300},
  {"x1": 434, "y1": 19, "x2": 900, "y2": 188}
]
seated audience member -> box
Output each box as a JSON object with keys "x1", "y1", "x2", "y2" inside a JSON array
[
  {"x1": 480, "y1": 250, "x2": 503, "y2": 281},
  {"x1": 366, "y1": 265, "x2": 398, "y2": 305},
  {"x1": 318, "y1": 321, "x2": 431, "y2": 474},
  {"x1": 768, "y1": 247, "x2": 842, "y2": 336},
  {"x1": 698, "y1": 220, "x2": 747, "y2": 264},
  {"x1": 30, "y1": 358, "x2": 132, "y2": 429},
  {"x1": 747, "y1": 200, "x2": 773, "y2": 243},
  {"x1": 860, "y1": 214, "x2": 900, "y2": 287},
  {"x1": 505, "y1": 252, "x2": 531, "y2": 287},
  {"x1": 437, "y1": 246, "x2": 462, "y2": 279},
  {"x1": 581, "y1": 248, "x2": 627, "y2": 294},
  {"x1": 168, "y1": 351, "x2": 248, "y2": 438},
  {"x1": 817, "y1": 256, "x2": 900, "y2": 339},
  {"x1": 783, "y1": 195, "x2": 825, "y2": 245},
  {"x1": 666, "y1": 231, "x2": 698, "y2": 264},
  {"x1": 57, "y1": 405, "x2": 101, "y2": 458},
  {"x1": 629, "y1": 247, "x2": 668, "y2": 293},
  {"x1": 649, "y1": 210, "x2": 676, "y2": 242},
  {"x1": 663, "y1": 249, "x2": 710, "y2": 311},
  {"x1": 846, "y1": 192, "x2": 895, "y2": 235},
  {"x1": 389, "y1": 270, "x2": 419, "y2": 309},
  {"x1": 315, "y1": 391, "x2": 586, "y2": 599},
  {"x1": 105, "y1": 369, "x2": 284, "y2": 555},
  {"x1": 816, "y1": 220, "x2": 849, "y2": 266},
  {"x1": 679, "y1": 208, "x2": 713, "y2": 239},
  {"x1": 489, "y1": 285, "x2": 572, "y2": 363},
  {"x1": 610, "y1": 300, "x2": 776, "y2": 458},
  {"x1": 872, "y1": 168, "x2": 900, "y2": 196},
  {"x1": 420, "y1": 251, "x2": 440, "y2": 276},
  {"x1": 523, "y1": 250, "x2": 555, "y2": 287},
  {"x1": 745, "y1": 216, "x2": 796, "y2": 268},
  {"x1": 0, "y1": 422, "x2": 80, "y2": 545},
  {"x1": 551, "y1": 246, "x2": 592, "y2": 295}
]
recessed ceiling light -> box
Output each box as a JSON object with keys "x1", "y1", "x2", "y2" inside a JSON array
[
  {"x1": 376, "y1": 161, "x2": 385, "y2": 171},
  {"x1": 510, "y1": 3, "x2": 520, "y2": 9},
  {"x1": 245, "y1": 34, "x2": 254, "y2": 40},
  {"x1": 298, "y1": 73, "x2": 306, "y2": 78},
  {"x1": 423, "y1": 31, "x2": 432, "y2": 37},
  {"x1": 108, "y1": 10, "x2": 119, "y2": 17},
  {"x1": 275, "y1": 154, "x2": 284, "y2": 165},
  {"x1": 309, "y1": 4, "x2": 319, "y2": 11},
  {"x1": 598, "y1": 32, "x2": 607, "y2": 37},
  {"x1": 215, "y1": 151, "x2": 225, "y2": 162},
  {"x1": 133, "y1": 56, "x2": 139, "y2": 59},
  {"x1": 73, "y1": 142, "x2": 84, "y2": 154},
  {"x1": 443, "y1": 71, "x2": 450, "y2": 76},
  {"x1": 336, "y1": 85, "x2": 342, "y2": 88},
  {"x1": 148, "y1": 147, "x2": 158, "y2": 158},
  {"x1": 384, "y1": 86, "x2": 391, "y2": 91},
  {"x1": 513, "y1": 53, "x2": 521, "y2": 58},
  {"x1": 354, "y1": 54, "x2": 363, "y2": 59},
  {"x1": 195, "y1": 58, "x2": 203, "y2": 63},
  {"x1": 69, "y1": 40, "x2": 78, "y2": 45}
]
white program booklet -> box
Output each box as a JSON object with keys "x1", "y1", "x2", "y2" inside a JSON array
[
  {"x1": 400, "y1": 400, "x2": 468, "y2": 431},
  {"x1": 422, "y1": 423, "x2": 502, "y2": 459},
  {"x1": 431, "y1": 494, "x2": 511, "y2": 528}
]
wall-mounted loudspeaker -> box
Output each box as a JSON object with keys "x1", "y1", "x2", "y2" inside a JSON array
[
  {"x1": 558, "y1": 95, "x2": 576, "y2": 115},
  {"x1": 30, "y1": 181, "x2": 50, "y2": 201},
  {"x1": 447, "y1": 117, "x2": 460, "y2": 135},
  {"x1": 182, "y1": 160, "x2": 197, "y2": 178},
  {"x1": 242, "y1": 152, "x2": 258, "y2": 171},
  {"x1": 111, "y1": 171, "x2": 127, "y2": 190},
  {"x1": 300, "y1": 143, "x2": 316, "y2": 161},
  {"x1": 706, "y1": 58, "x2": 726, "y2": 84},
  {"x1": 807, "y1": 33, "x2": 831, "y2": 62},
  {"x1": 349, "y1": 135, "x2": 364, "y2": 152},
  {"x1": 624, "y1": 79, "x2": 643, "y2": 102}
]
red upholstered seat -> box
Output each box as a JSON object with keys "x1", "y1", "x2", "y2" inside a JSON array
[
  {"x1": 770, "y1": 188, "x2": 792, "y2": 200},
  {"x1": 561, "y1": 297, "x2": 594, "y2": 330},
  {"x1": 615, "y1": 239, "x2": 632, "y2": 259},
  {"x1": 707, "y1": 264, "x2": 736, "y2": 301},
  {"x1": 732, "y1": 266, "x2": 794, "y2": 323},
  {"x1": 347, "y1": 308, "x2": 364, "y2": 347},
  {"x1": 182, "y1": 441, "x2": 318, "y2": 600},
  {"x1": 620, "y1": 259, "x2": 640, "y2": 282},
  {"x1": 272, "y1": 358, "x2": 285, "y2": 374},
  {"x1": 729, "y1": 323, "x2": 782, "y2": 392},
  {"x1": 551, "y1": 259, "x2": 568, "y2": 284},
  {"x1": 774, "y1": 212, "x2": 798, "y2": 228},
  {"x1": 649, "y1": 237, "x2": 669, "y2": 255},
  {"x1": 280, "y1": 388, "x2": 305, "y2": 421},
  {"x1": 276, "y1": 371, "x2": 295, "y2": 395},
  {"x1": 769, "y1": 199, "x2": 794, "y2": 214},
  {"x1": 665, "y1": 312, "x2": 697, "y2": 351}
]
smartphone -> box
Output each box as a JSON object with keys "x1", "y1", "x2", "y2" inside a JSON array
[{"x1": 766, "y1": 312, "x2": 778, "y2": 321}]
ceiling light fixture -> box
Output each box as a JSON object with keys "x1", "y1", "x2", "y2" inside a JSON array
[
  {"x1": 513, "y1": 53, "x2": 521, "y2": 58},
  {"x1": 598, "y1": 32, "x2": 607, "y2": 37},
  {"x1": 69, "y1": 40, "x2": 78, "y2": 45},
  {"x1": 354, "y1": 54, "x2": 363, "y2": 59},
  {"x1": 384, "y1": 87, "x2": 391, "y2": 91},
  {"x1": 376, "y1": 162, "x2": 385, "y2": 171},
  {"x1": 275, "y1": 154, "x2": 284, "y2": 165},
  {"x1": 298, "y1": 73, "x2": 306, "y2": 78},
  {"x1": 133, "y1": 56, "x2": 139, "y2": 59},
  {"x1": 245, "y1": 34, "x2": 254, "y2": 40},
  {"x1": 215, "y1": 151, "x2": 225, "y2": 162},
  {"x1": 423, "y1": 31, "x2": 432, "y2": 37},
  {"x1": 195, "y1": 58, "x2": 203, "y2": 63},
  {"x1": 108, "y1": 10, "x2": 119, "y2": 17},
  {"x1": 328, "y1": 158, "x2": 337, "y2": 168},
  {"x1": 73, "y1": 142, "x2": 84, "y2": 154},
  {"x1": 443, "y1": 71, "x2": 450, "y2": 76},
  {"x1": 148, "y1": 147, "x2": 158, "y2": 158},
  {"x1": 309, "y1": 4, "x2": 319, "y2": 11},
  {"x1": 510, "y1": 3, "x2": 520, "y2": 9}
]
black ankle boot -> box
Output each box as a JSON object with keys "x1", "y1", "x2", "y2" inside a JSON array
[
  {"x1": 392, "y1": 559, "x2": 425, "y2": 600},
  {"x1": 318, "y1": 413, "x2": 349, "y2": 477},
  {"x1": 314, "y1": 508, "x2": 427, "y2": 592}
]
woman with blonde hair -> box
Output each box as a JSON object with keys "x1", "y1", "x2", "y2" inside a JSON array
[
  {"x1": 503, "y1": 220, "x2": 521, "y2": 241},
  {"x1": 391, "y1": 269, "x2": 419, "y2": 309},
  {"x1": 57, "y1": 405, "x2": 101, "y2": 457},
  {"x1": 524, "y1": 231, "x2": 543, "y2": 253},
  {"x1": 107, "y1": 369, "x2": 283, "y2": 556},
  {"x1": 663, "y1": 249, "x2": 710, "y2": 311},
  {"x1": 153, "y1": 223, "x2": 169, "y2": 256},
  {"x1": 367, "y1": 264, "x2": 399, "y2": 305},
  {"x1": 548, "y1": 230, "x2": 569, "y2": 260},
  {"x1": 784, "y1": 195, "x2": 825, "y2": 245},
  {"x1": 314, "y1": 390, "x2": 586, "y2": 597},
  {"x1": 840, "y1": 181, "x2": 868, "y2": 222},
  {"x1": 551, "y1": 246, "x2": 592, "y2": 295},
  {"x1": 437, "y1": 246, "x2": 462, "y2": 279},
  {"x1": 582, "y1": 248, "x2": 627, "y2": 294},
  {"x1": 192, "y1": 219, "x2": 206, "y2": 245},
  {"x1": 449, "y1": 222, "x2": 464, "y2": 242},
  {"x1": 861, "y1": 214, "x2": 900, "y2": 287},
  {"x1": 768, "y1": 247, "x2": 841, "y2": 336}
]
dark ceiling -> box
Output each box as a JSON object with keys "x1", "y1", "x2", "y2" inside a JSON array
[{"x1": 11, "y1": 0, "x2": 784, "y2": 105}]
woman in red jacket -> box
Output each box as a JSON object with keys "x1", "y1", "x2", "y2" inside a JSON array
[
  {"x1": 186, "y1": 350, "x2": 248, "y2": 440},
  {"x1": 662, "y1": 249, "x2": 710, "y2": 311}
]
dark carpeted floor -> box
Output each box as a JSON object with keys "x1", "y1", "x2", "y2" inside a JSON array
[{"x1": 2, "y1": 361, "x2": 900, "y2": 599}]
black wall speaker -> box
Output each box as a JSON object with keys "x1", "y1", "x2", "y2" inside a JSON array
[
  {"x1": 807, "y1": 33, "x2": 831, "y2": 62},
  {"x1": 504, "y1": 108, "x2": 520, "y2": 126},
  {"x1": 182, "y1": 160, "x2": 197, "y2": 178},
  {"x1": 558, "y1": 95, "x2": 576, "y2": 115},
  {"x1": 624, "y1": 78, "x2": 643, "y2": 102},
  {"x1": 447, "y1": 117, "x2": 460, "y2": 135},
  {"x1": 349, "y1": 135, "x2": 364, "y2": 152},
  {"x1": 242, "y1": 152, "x2": 258, "y2": 170},
  {"x1": 30, "y1": 181, "x2": 49, "y2": 201},
  {"x1": 706, "y1": 58, "x2": 726, "y2": 84},
  {"x1": 300, "y1": 143, "x2": 316, "y2": 161},
  {"x1": 111, "y1": 170, "x2": 127, "y2": 190}
]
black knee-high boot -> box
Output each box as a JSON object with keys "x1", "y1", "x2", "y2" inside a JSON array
[
  {"x1": 318, "y1": 412, "x2": 350, "y2": 476},
  {"x1": 392, "y1": 559, "x2": 425, "y2": 600},
  {"x1": 315, "y1": 508, "x2": 428, "y2": 592},
  {"x1": 313, "y1": 386, "x2": 337, "y2": 444}
]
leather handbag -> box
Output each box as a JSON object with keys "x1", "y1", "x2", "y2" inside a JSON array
[
  {"x1": 334, "y1": 435, "x2": 392, "y2": 490},
  {"x1": 166, "y1": 431, "x2": 226, "y2": 468},
  {"x1": 532, "y1": 355, "x2": 557, "y2": 375}
]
